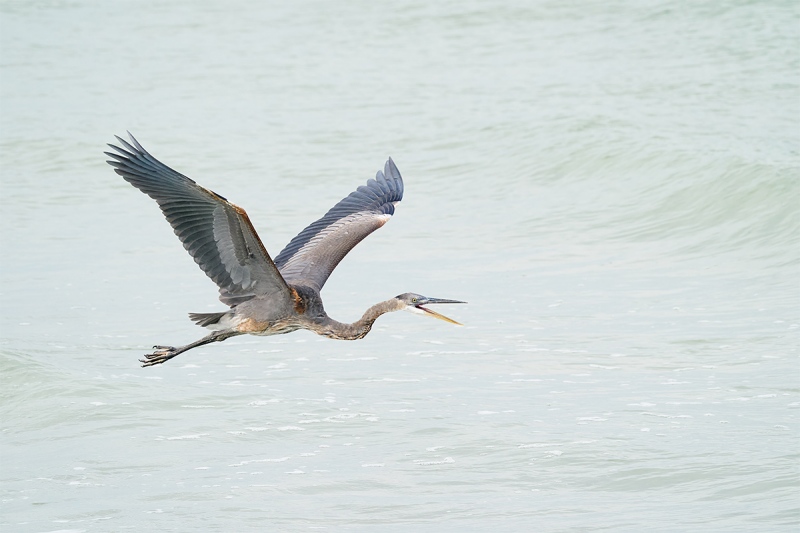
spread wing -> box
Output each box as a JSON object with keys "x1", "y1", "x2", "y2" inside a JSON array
[
  {"x1": 105, "y1": 133, "x2": 294, "y2": 310},
  {"x1": 273, "y1": 159, "x2": 404, "y2": 292}
]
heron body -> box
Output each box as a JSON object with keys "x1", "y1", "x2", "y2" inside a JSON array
[{"x1": 106, "y1": 134, "x2": 464, "y2": 367}]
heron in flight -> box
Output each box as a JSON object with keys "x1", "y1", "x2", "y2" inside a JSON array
[{"x1": 106, "y1": 133, "x2": 465, "y2": 367}]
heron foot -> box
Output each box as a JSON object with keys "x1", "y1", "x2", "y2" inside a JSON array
[{"x1": 140, "y1": 345, "x2": 179, "y2": 367}]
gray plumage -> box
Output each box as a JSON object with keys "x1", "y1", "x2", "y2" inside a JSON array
[
  {"x1": 274, "y1": 159, "x2": 403, "y2": 292},
  {"x1": 106, "y1": 133, "x2": 464, "y2": 367}
]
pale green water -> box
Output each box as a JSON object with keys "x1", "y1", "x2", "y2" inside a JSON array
[{"x1": 1, "y1": 1, "x2": 798, "y2": 531}]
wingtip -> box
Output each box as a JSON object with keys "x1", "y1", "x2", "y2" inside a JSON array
[
  {"x1": 106, "y1": 141, "x2": 132, "y2": 158},
  {"x1": 127, "y1": 131, "x2": 146, "y2": 152},
  {"x1": 384, "y1": 157, "x2": 402, "y2": 183},
  {"x1": 109, "y1": 131, "x2": 148, "y2": 157}
]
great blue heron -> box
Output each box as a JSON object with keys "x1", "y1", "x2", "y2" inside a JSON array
[{"x1": 106, "y1": 133, "x2": 465, "y2": 367}]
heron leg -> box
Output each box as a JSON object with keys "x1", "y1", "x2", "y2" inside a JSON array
[{"x1": 140, "y1": 330, "x2": 239, "y2": 367}]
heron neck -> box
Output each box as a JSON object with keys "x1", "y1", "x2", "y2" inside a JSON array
[{"x1": 321, "y1": 298, "x2": 403, "y2": 340}]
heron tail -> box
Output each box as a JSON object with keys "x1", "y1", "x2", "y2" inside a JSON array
[{"x1": 188, "y1": 311, "x2": 229, "y2": 328}]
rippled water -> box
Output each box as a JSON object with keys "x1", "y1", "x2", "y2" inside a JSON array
[{"x1": 2, "y1": 1, "x2": 798, "y2": 531}]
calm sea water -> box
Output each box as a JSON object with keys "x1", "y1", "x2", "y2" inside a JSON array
[{"x1": 1, "y1": 1, "x2": 798, "y2": 531}]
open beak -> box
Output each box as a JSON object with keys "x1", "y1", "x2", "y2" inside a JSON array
[{"x1": 414, "y1": 298, "x2": 466, "y2": 326}]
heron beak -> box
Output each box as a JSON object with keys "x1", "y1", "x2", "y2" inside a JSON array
[{"x1": 414, "y1": 298, "x2": 466, "y2": 326}]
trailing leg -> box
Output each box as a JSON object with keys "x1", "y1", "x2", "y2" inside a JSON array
[{"x1": 140, "y1": 329, "x2": 241, "y2": 367}]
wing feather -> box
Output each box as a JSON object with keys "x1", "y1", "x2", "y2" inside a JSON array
[
  {"x1": 106, "y1": 133, "x2": 293, "y2": 310},
  {"x1": 274, "y1": 158, "x2": 404, "y2": 291}
]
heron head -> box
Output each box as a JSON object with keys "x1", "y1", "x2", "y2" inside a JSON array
[{"x1": 395, "y1": 293, "x2": 466, "y2": 325}]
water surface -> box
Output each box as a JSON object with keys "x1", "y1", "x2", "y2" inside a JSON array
[{"x1": 1, "y1": 1, "x2": 798, "y2": 531}]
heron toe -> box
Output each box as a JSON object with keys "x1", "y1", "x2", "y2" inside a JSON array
[{"x1": 140, "y1": 346, "x2": 180, "y2": 367}]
